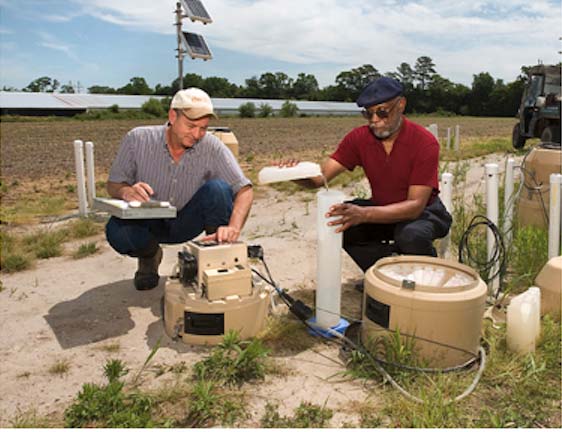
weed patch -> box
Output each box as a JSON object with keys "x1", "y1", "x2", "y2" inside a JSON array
[
  {"x1": 260, "y1": 401, "x2": 333, "y2": 428},
  {"x1": 64, "y1": 359, "x2": 156, "y2": 428},
  {"x1": 48, "y1": 359, "x2": 71, "y2": 375},
  {"x1": 193, "y1": 330, "x2": 270, "y2": 386},
  {"x1": 73, "y1": 242, "x2": 98, "y2": 259}
]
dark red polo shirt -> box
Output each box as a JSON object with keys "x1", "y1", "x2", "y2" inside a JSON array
[{"x1": 331, "y1": 117, "x2": 440, "y2": 206}]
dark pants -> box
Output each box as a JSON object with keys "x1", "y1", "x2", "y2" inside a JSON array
[
  {"x1": 105, "y1": 179, "x2": 233, "y2": 257},
  {"x1": 343, "y1": 197, "x2": 452, "y2": 272}
]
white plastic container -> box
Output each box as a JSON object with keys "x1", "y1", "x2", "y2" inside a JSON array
[
  {"x1": 506, "y1": 287, "x2": 541, "y2": 354},
  {"x1": 258, "y1": 162, "x2": 322, "y2": 184},
  {"x1": 315, "y1": 189, "x2": 345, "y2": 328}
]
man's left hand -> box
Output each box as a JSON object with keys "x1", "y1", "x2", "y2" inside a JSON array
[
  {"x1": 327, "y1": 203, "x2": 367, "y2": 233},
  {"x1": 202, "y1": 226, "x2": 241, "y2": 243}
]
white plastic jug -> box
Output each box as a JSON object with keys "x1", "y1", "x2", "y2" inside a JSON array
[{"x1": 506, "y1": 287, "x2": 541, "y2": 354}]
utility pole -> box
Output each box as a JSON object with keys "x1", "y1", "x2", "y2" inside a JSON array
[{"x1": 175, "y1": 2, "x2": 184, "y2": 90}]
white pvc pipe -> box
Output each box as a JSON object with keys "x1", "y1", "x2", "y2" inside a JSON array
[
  {"x1": 485, "y1": 163, "x2": 499, "y2": 295},
  {"x1": 316, "y1": 189, "x2": 345, "y2": 328},
  {"x1": 454, "y1": 125, "x2": 460, "y2": 152},
  {"x1": 446, "y1": 127, "x2": 451, "y2": 151},
  {"x1": 439, "y1": 172, "x2": 453, "y2": 258},
  {"x1": 548, "y1": 173, "x2": 562, "y2": 258},
  {"x1": 85, "y1": 141, "x2": 96, "y2": 207},
  {"x1": 73, "y1": 140, "x2": 88, "y2": 216},
  {"x1": 428, "y1": 124, "x2": 438, "y2": 140},
  {"x1": 504, "y1": 158, "x2": 515, "y2": 248}
]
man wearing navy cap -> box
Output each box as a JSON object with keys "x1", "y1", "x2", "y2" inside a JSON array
[{"x1": 291, "y1": 76, "x2": 452, "y2": 273}]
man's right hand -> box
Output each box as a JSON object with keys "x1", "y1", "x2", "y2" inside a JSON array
[{"x1": 121, "y1": 182, "x2": 154, "y2": 202}]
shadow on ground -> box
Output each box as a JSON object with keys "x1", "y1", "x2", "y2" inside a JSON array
[{"x1": 44, "y1": 278, "x2": 163, "y2": 349}]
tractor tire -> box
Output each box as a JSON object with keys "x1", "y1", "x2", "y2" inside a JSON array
[
  {"x1": 512, "y1": 123, "x2": 526, "y2": 149},
  {"x1": 540, "y1": 125, "x2": 561, "y2": 144}
]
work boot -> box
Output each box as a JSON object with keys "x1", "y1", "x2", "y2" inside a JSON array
[{"x1": 134, "y1": 246, "x2": 163, "y2": 291}]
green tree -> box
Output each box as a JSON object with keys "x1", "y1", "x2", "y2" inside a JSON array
[
  {"x1": 117, "y1": 77, "x2": 152, "y2": 95},
  {"x1": 202, "y1": 76, "x2": 238, "y2": 97},
  {"x1": 395, "y1": 62, "x2": 416, "y2": 88},
  {"x1": 469, "y1": 72, "x2": 495, "y2": 115},
  {"x1": 258, "y1": 103, "x2": 273, "y2": 117},
  {"x1": 290, "y1": 73, "x2": 319, "y2": 100},
  {"x1": 238, "y1": 102, "x2": 256, "y2": 118},
  {"x1": 414, "y1": 56, "x2": 436, "y2": 90},
  {"x1": 335, "y1": 64, "x2": 381, "y2": 101},
  {"x1": 60, "y1": 82, "x2": 75, "y2": 93},
  {"x1": 241, "y1": 76, "x2": 261, "y2": 98},
  {"x1": 23, "y1": 76, "x2": 60, "y2": 92},
  {"x1": 258, "y1": 72, "x2": 292, "y2": 98},
  {"x1": 279, "y1": 100, "x2": 298, "y2": 117},
  {"x1": 154, "y1": 83, "x2": 174, "y2": 96},
  {"x1": 88, "y1": 85, "x2": 116, "y2": 94},
  {"x1": 141, "y1": 98, "x2": 165, "y2": 117}
]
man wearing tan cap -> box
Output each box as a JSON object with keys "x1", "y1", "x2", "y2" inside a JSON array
[{"x1": 105, "y1": 88, "x2": 253, "y2": 290}]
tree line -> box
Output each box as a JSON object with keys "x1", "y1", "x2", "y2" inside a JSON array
[{"x1": 5, "y1": 56, "x2": 535, "y2": 117}]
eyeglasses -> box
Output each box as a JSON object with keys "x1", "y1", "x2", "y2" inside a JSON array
[{"x1": 361, "y1": 97, "x2": 401, "y2": 120}]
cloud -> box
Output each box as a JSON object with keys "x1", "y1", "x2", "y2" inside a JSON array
[
  {"x1": 37, "y1": 31, "x2": 76, "y2": 58},
  {"x1": 65, "y1": 0, "x2": 561, "y2": 84}
]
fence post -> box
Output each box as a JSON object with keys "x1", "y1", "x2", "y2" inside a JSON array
[
  {"x1": 439, "y1": 172, "x2": 453, "y2": 258},
  {"x1": 485, "y1": 163, "x2": 500, "y2": 296},
  {"x1": 548, "y1": 173, "x2": 562, "y2": 258},
  {"x1": 446, "y1": 127, "x2": 451, "y2": 151},
  {"x1": 85, "y1": 141, "x2": 96, "y2": 208},
  {"x1": 504, "y1": 158, "x2": 515, "y2": 249},
  {"x1": 454, "y1": 125, "x2": 460, "y2": 152},
  {"x1": 73, "y1": 140, "x2": 88, "y2": 216}
]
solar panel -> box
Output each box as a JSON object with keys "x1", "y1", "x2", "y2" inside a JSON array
[
  {"x1": 181, "y1": 31, "x2": 213, "y2": 60},
  {"x1": 180, "y1": 0, "x2": 212, "y2": 24}
]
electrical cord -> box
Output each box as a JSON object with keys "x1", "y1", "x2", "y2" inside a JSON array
[
  {"x1": 458, "y1": 214, "x2": 506, "y2": 300},
  {"x1": 250, "y1": 251, "x2": 487, "y2": 403}
]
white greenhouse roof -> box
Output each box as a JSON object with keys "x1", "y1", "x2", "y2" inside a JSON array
[{"x1": 0, "y1": 92, "x2": 361, "y2": 115}]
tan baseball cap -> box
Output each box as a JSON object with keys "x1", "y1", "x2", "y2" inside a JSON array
[{"x1": 170, "y1": 87, "x2": 218, "y2": 120}]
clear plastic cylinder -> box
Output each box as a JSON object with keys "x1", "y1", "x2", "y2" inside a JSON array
[{"x1": 316, "y1": 189, "x2": 345, "y2": 328}]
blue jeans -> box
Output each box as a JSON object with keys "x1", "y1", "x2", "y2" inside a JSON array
[
  {"x1": 106, "y1": 179, "x2": 233, "y2": 257},
  {"x1": 343, "y1": 197, "x2": 452, "y2": 272}
]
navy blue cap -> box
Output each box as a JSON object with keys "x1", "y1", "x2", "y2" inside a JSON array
[{"x1": 356, "y1": 77, "x2": 403, "y2": 108}]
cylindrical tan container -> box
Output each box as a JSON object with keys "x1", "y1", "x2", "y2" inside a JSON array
[
  {"x1": 534, "y1": 255, "x2": 562, "y2": 316},
  {"x1": 209, "y1": 127, "x2": 239, "y2": 159},
  {"x1": 362, "y1": 256, "x2": 487, "y2": 368},
  {"x1": 518, "y1": 146, "x2": 561, "y2": 229}
]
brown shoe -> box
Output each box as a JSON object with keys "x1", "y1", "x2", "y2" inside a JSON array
[{"x1": 134, "y1": 246, "x2": 163, "y2": 290}]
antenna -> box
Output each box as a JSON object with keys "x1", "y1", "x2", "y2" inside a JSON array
[{"x1": 174, "y1": 0, "x2": 213, "y2": 90}]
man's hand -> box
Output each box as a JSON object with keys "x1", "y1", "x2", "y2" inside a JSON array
[
  {"x1": 326, "y1": 203, "x2": 367, "y2": 233},
  {"x1": 201, "y1": 226, "x2": 241, "y2": 243},
  {"x1": 121, "y1": 182, "x2": 154, "y2": 202}
]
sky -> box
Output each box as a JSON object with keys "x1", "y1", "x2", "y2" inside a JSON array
[{"x1": 0, "y1": 0, "x2": 560, "y2": 92}]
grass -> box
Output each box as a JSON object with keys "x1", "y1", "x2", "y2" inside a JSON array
[
  {"x1": 10, "y1": 409, "x2": 56, "y2": 428},
  {"x1": 1, "y1": 217, "x2": 104, "y2": 272},
  {"x1": 72, "y1": 241, "x2": 98, "y2": 259},
  {"x1": 97, "y1": 342, "x2": 121, "y2": 353},
  {"x1": 343, "y1": 313, "x2": 561, "y2": 428},
  {"x1": 48, "y1": 359, "x2": 71, "y2": 376}
]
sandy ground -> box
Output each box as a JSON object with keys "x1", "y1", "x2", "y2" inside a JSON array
[{"x1": 0, "y1": 153, "x2": 517, "y2": 426}]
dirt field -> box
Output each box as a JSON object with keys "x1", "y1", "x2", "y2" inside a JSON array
[
  {"x1": 0, "y1": 115, "x2": 515, "y2": 180},
  {"x1": 3, "y1": 116, "x2": 557, "y2": 427}
]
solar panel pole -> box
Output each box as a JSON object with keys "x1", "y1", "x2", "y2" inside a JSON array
[{"x1": 175, "y1": 2, "x2": 184, "y2": 90}]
